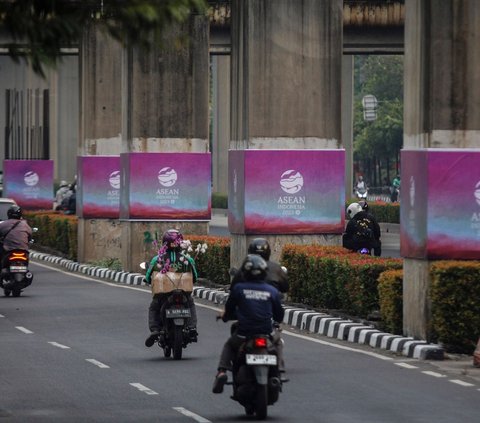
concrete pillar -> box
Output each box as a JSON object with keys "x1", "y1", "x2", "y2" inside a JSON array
[
  {"x1": 342, "y1": 55, "x2": 354, "y2": 201},
  {"x1": 403, "y1": 0, "x2": 480, "y2": 339},
  {"x1": 211, "y1": 54, "x2": 231, "y2": 195},
  {"x1": 120, "y1": 15, "x2": 210, "y2": 271},
  {"x1": 78, "y1": 24, "x2": 124, "y2": 264},
  {"x1": 229, "y1": 0, "x2": 343, "y2": 268}
]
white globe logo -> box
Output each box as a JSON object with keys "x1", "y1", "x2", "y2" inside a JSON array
[
  {"x1": 280, "y1": 170, "x2": 304, "y2": 194},
  {"x1": 158, "y1": 167, "x2": 177, "y2": 187},
  {"x1": 24, "y1": 171, "x2": 39, "y2": 186},
  {"x1": 109, "y1": 171, "x2": 121, "y2": 189},
  {"x1": 474, "y1": 181, "x2": 480, "y2": 206}
]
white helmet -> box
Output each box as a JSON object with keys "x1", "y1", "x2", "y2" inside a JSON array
[{"x1": 347, "y1": 202, "x2": 363, "y2": 219}]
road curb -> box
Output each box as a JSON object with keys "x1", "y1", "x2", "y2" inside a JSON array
[{"x1": 30, "y1": 251, "x2": 444, "y2": 360}]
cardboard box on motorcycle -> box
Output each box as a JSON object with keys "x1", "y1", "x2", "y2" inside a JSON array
[{"x1": 151, "y1": 271, "x2": 193, "y2": 294}]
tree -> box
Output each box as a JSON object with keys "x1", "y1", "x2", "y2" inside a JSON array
[
  {"x1": 0, "y1": 0, "x2": 208, "y2": 77},
  {"x1": 353, "y1": 55, "x2": 403, "y2": 188}
]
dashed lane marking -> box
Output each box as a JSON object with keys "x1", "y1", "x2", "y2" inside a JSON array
[
  {"x1": 449, "y1": 379, "x2": 475, "y2": 387},
  {"x1": 86, "y1": 359, "x2": 110, "y2": 369},
  {"x1": 422, "y1": 371, "x2": 446, "y2": 378},
  {"x1": 394, "y1": 362, "x2": 418, "y2": 369},
  {"x1": 0, "y1": 314, "x2": 4, "y2": 317},
  {"x1": 16, "y1": 326, "x2": 33, "y2": 334},
  {"x1": 173, "y1": 407, "x2": 212, "y2": 423},
  {"x1": 48, "y1": 342, "x2": 70, "y2": 349},
  {"x1": 129, "y1": 383, "x2": 158, "y2": 395}
]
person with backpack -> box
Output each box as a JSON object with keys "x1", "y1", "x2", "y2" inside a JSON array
[{"x1": 342, "y1": 202, "x2": 381, "y2": 256}]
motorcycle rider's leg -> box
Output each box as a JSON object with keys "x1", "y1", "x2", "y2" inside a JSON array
[
  {"x1": 213, "y1": 334, "x2": 244, "y2": 394},
  {"x1": 145, "y1": 295, "x2": 165, "y2": 347},
  {"x1": 186, "y1": 294, "x2": 198, "y2": 340},
  {"x1": 272, "y1": 327, "x2": 285, "y2": 372}
]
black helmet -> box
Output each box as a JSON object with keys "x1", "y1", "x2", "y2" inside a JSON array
[
  {"x1": 7, "y1": 205, "x2": 22, "y2": 219},
  {"x1": 248, "y1": 238, "x2": 271, "y2": 260},
  {"x1": 241, "y1": 254, "x2": 268, "y2": 281}
]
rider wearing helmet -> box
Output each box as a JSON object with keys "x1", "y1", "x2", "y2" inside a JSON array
[
  {"x1": 144, "y1": 229, "x2": 199, "y2": 347},
  {"x1": 342, "y1": 202, "x2": 381, "y2": 256},
  {"x1": 231, "y1": 238, "x2": 289, "y2": 293},
  {"x1": 212, "y1": 254, "x2": 284, "y2": 394},
  {"x1": 0, "y1": 206, "x2": 32, "y2": 268}
]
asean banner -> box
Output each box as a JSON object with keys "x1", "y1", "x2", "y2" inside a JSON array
[
  {"x1": 3, "y1": 160, "x2": 53, "y2": 209},
  {"x1": 229, "y1": 150, "x2": 345, "y2": 234},
  {"x1": 77, "y1": 156, "x2": 120, "y2": 219},
  {"x1": 401, "y1": 149, "x2": 480, "y2": 259},
  {"x1": 120, "y1": 152, "x2": 211, "y2": 220}
]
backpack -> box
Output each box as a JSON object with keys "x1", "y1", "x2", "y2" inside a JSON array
[{"x1": 354, "y1": 216, "x2": 374, "y2": 240}]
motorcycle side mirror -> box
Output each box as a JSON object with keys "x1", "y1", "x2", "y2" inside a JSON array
[
  {"x1": 229, "y1": 267, "x2": 238, "y2": 277},
  {"x1": 139, "y1": 262, "x2": 146, "y2": 270},
  {"x1": 281, "y1": 266, "x2": 288, "y2": 274},
  {"x1": 32, "y1": 227, "x2": 38, "y2": 233}
]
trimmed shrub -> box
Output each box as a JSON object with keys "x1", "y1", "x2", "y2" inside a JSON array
[
  {"x1": 430, "y1": 261, "x2": 480, "y2": 354},
  {"x1": 212, "y1": 192, "x2": 228, "y2": 209},
  {"x1": 378, "y1": 269, "x2": 403, "y2": 334}
]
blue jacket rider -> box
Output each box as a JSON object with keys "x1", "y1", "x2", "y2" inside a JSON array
[{"x1": 212, "y1": 254, "x2": 284, "y2": 394}]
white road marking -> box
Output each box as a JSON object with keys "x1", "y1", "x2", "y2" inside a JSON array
[
  {"x1": 129, "y1": 383, "x2": 158, "y2": 395},
  {"x1": 449, "y1": 379, "x2": 475, "y2": 387},
  {"x1": 173, "y1": 407, "x2": 212, "y2": 423},
  {"x1": 0, "y1": 314, "x2": 4, "y2": 317},
  {"x1": 16, "y1": 326, "x2": 33, "y2": 334},
  {"x1": 422, "y1": 371, "x2": 446, "y2": 378},
  {"x1": 48, "y1": 342, "x2": 70, "y2": 349},
  {"x1": 394, "y1": 362, "x2": 418, "y2": 369},
  {"x1": 282, "y1": 329, "x2": 393, "y2": 360},
  {"x1": 86, "y1": 359, "x2": 110, "y2": 369}
]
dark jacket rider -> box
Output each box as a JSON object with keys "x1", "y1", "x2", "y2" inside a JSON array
[
  {"x1": 0, "y1": 206, "x2": 32, "y2": 267},
  {"x1": 342, "y1": 202, "x2": 381, "y2": 256},
  {"x1": 212, "y1": 254, "x2": 284, "y2": 394}
]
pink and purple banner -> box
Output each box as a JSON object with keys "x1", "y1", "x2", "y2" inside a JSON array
[
  {"x1": 229, "y1": 150, "x2": 345, "y2": 234},
  {"x1": 401, "y1": 149, "x2": 480, "y2": 259},
  {"x1": 3, "y1": 160, "x2": 53, "y2": 209},
  {"x1": 77, "y1": 156, "x2": 120, "y2": 218},
  {"x1": 120, "y1": 152, "x2": 211, "y2": 220}
]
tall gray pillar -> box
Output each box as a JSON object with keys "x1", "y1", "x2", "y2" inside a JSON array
[
  {"x1": 229, "y1": 0, "x2": 343, "y2": 268},
  {"x1": 120, "y1": 15, "x2": 210, "y2": 271},
  {"x1": 403, "y1": 0, "x2": 480, "y2": 339},
  {"x1": 342, "y1": 55, "x2": 354, "y2": 201},
  {"x1": 78, "y1": 25, "x2": 124, "y2": 264}
]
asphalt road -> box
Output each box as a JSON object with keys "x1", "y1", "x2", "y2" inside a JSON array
[{"x1": 1, "y1": 262, "x2": 479, "y2": 422}]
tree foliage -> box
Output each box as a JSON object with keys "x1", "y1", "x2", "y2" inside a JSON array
[
  {"x1": 353, "y1": 55, "x2": 403, "y2": 187},
  {"x1": 0, "y1": 0, "x2": 208, "y2": 77}
]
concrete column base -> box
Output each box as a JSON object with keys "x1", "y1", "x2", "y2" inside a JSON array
[{"x1": 403, "y1": 258, "x2": 432, "y2": 341}]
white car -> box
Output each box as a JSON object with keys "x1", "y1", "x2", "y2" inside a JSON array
[{"x1": 0, "y1": 198, "x2": 18, "y2": 222}]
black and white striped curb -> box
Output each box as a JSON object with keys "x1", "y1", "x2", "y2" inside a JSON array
[{"x1": 31, "y1": 251, "x2": 444, "y2": 360}]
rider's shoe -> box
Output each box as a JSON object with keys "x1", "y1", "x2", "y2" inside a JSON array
[
  {"x1": 212, "y1": 370, "x2": 228, "y2": 394},
  {"x1": 145, "y1": 331, "x2": 161, "y2": 347}
]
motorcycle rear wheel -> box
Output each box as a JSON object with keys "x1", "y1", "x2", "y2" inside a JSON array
[
  {"x1": 173, "y1": 326, "x2": 183, "y2": 360},
  {"x1": 255, "y1": 385, "x2": 268, "y2": 420},
  {"x1": 12, "y1": 289, "x2": 21, "y2": 297},
  {"x1": 4, "y1": 289, "x2": 11, "y2": 297},
  {"x1": 163, "y1": 346, "x2": 172, "y2": 358}
]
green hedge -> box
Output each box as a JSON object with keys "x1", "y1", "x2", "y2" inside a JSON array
[
  {"x1": 346, "y1": 200, "x2": 400, "y2": 224},
  {"x1": 212, "y1": 192, "x2": 228, "y2": 209},
  {"x1": 378, "y1": 269, "x2": 403, "y2": 334},
  {"x1": 281, "y1": 245, "x2": 402, "y2": 317}
]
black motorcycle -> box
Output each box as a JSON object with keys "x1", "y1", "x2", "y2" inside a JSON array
[
  {"x1": 1, "y1": 249, "x2": 33, "y2": 297},
  {"x1": 157, "y1": 288, "x2": 197, "y2": 360},
  {"x1": 227, "y1": 333, "x2": 284, "y2": 420}
]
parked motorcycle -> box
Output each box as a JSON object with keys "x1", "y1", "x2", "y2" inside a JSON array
[
  {"x1": 140, "y1": 262, "x2": 197, "y2": 360},
  {"x1": 0, "y1": 228, "x2": 36, "y2": 297},
  {"x1": 225, "y1": 333, "x2": 284, "y2": 420}
]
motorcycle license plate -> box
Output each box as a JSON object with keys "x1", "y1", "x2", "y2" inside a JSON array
[
  {"x1": 10, "y1": 266, "x2": 27, "y2": 272},
  {"x1": 165, "y1": 308, "x2": 191, "y2": 318},
  {"x1": 246, "y1": 354, "x2": 277, "y2": 366}
]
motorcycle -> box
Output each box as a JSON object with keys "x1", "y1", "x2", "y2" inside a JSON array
[
  {"x1": 390, "y1": 186, "x2": 400, "y2": 202},
  {"x1": 225, "y1": 332, "x2": 284, "y2": 420},
  {"x1": 0, "y1": 228, "x2": 36, "y2": 297},
  {"x1": 355, "y1": 186, "x2": 368, "y2": 200},
  {"x1": 140, "y1": 262, "x2": 197, "y2": 360}
]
